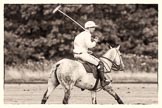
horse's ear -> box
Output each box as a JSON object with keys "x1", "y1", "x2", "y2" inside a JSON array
[
  {"x1": 116, "y1": 45, "x2": 120, "y2": 50},
  {"x1": 109, "y1": 45, "x2": 112, "y2": 49}
]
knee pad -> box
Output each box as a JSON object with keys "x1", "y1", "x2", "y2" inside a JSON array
[{"x1": 97, "y1": 61, "x2": 104, "y2": 70}]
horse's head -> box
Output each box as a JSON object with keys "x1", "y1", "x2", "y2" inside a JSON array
[{"x1": 103, "y1": 45, "x2": 125, "y2": 71}]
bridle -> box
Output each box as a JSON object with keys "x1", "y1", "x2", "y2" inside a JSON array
[{"x1": 100, "y1": 49, "x2": 123, "y2": 73}]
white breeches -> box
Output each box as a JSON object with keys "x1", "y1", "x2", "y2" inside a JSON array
[{"x1": 74, "y1": 53, "x2": 100, "y2": 66}]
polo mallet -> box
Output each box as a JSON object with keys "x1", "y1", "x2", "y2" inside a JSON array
[{"x1": 53, "y1": 5, "x2": 86, "y2": 31}]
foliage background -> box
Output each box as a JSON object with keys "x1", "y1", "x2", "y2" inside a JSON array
[{"x1": 4, "y1": 4, "x2": 158, "y2": 82}]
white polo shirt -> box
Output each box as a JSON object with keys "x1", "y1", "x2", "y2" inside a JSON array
[{"x1": 73, "y1": 30, "x2": 96, "y2": 53}]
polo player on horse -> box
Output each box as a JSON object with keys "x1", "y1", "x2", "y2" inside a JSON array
[{"x1": 73, "y1": 21, "x2": 110, "y2": 88}]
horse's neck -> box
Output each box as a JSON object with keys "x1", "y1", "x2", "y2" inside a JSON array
[
  {"x1": 100, "y1": 49, "x2": 115, "y2": 71},
  {"x1": 103, "y1": 49, "x2": 116, "y2": 61},
  {"x1": 100, "y1": 58, "x2": 112, "y2": 72}
]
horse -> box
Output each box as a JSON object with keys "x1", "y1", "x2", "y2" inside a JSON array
[{"x1": 41, "y1": 45, "x2": 125, "y2": 104}]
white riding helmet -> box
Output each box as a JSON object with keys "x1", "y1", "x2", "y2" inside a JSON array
[{"x1": 84, "y1": 21, "x2": 98, "y2": 29}]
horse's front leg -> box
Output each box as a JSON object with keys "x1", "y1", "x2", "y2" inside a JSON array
[
  {"x1": 103, "y1": 85, "x2": 124, "y2": 104},
  {"x1": 91, "y1": 91, "x2": 97, "y2": 104}
]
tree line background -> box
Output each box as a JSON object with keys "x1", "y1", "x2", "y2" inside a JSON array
[{"x1": 4, "y1": 4, "x2": 158, "y2": 65}]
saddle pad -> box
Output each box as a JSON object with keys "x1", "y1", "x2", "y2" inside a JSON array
[{"x1": 82, "y1": 62, "x2": 99, "y2": 79}]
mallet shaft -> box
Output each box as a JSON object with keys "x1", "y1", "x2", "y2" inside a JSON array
[{"x1": 58, "y1": 9, "x2": 86, "y2": 30}]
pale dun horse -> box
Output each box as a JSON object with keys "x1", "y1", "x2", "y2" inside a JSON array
[{"x1": 41, "y1": 45, "x2": 125, "y2": 104}]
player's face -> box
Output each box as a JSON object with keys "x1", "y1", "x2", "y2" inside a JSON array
[{"x1": 89, "y1": 27, "x2": 95, "y2": 33}]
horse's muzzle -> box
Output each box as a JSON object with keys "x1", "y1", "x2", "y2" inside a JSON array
[{"x1": 120, "y1": 68, "x2": 124, "y2": 71}]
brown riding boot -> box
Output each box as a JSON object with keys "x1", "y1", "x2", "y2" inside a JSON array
[{"x1": 97, "y1": 61, "x2": 110, "y2": 87}]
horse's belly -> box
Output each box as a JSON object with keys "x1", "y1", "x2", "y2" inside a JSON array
[{"x1": 75, "y1": 73, "x2": 96, "y2": 89}]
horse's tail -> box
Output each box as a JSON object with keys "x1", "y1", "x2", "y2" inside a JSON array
[
  {"x1": 49, "y1": 63, "x2": 60, "y2": 84},
  {"x1": 54, "y1": 64, "x2": 60, "y2": 83}
]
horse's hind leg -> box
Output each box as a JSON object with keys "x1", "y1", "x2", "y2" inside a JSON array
[
  {"x1": 41, "y1": 86, "x2": 55, "y2": 104},
  {"x1": 41, "y1": 89, "x2": 49, "y2": 104},
  {"x1": 104, "y1": 85, "x2": 124, "y2": 104},
  {"x1": 62, "y1": 81, "x2": 74, "y2": 104},
  {"x1": 63, "y1": 89, "x2": 71, "y2": 104},
  {"x1": 41, "y1": 77, "x2": 59, "y2": 104}
]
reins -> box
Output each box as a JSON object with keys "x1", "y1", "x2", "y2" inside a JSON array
[
  {"x1": 92, "y1": 48, "x2": 123, "y2": 91},
  {"x1": 100, "y1": 49, "x2": 122, "y2": 72}
]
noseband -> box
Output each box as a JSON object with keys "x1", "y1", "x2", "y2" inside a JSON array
[{"x1": 101, "y1": 49, "x2": 123, "y2": 72}]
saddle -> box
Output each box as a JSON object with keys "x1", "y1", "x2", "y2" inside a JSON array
[
  {"x1": 82, "y1": 62, "x2": 99, "y2": 79},
  {"x1": 74, "y1": 53, "x2": 100, "y2": 79}
]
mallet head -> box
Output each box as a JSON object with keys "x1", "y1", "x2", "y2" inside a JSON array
[{"x1": 53, "y1": 5, "x2": 61, "y2": 13}]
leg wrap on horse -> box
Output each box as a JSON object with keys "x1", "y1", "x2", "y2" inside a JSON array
[
  {"x1": 41, "y1": 90, "x2": 48, "y2": 104},
  {"x1": 115, "y1": 94, "x2": 124, "y2": 104},
  {"x1": 41, "y1": 97, "x2": 48, "y2": 104}
]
